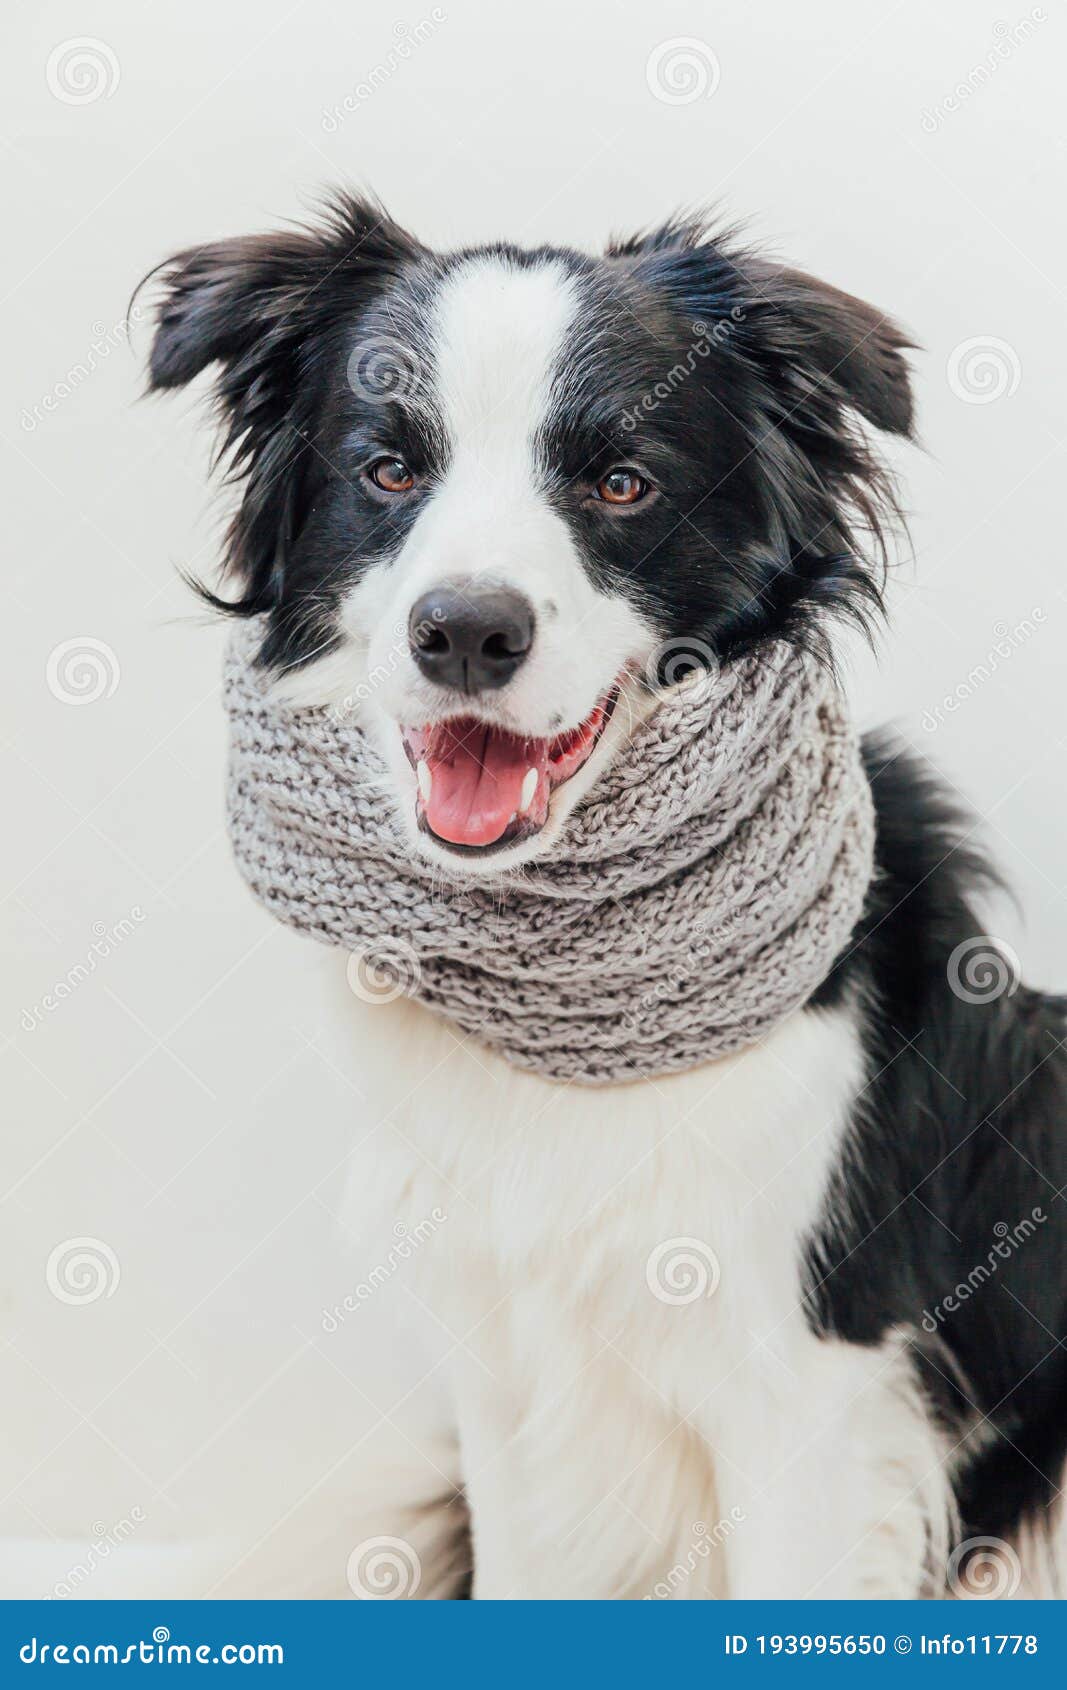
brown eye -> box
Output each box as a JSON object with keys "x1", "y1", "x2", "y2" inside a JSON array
[
  {"x1": 595, "y1": 467, "x2": 649, "y2": 506},
  {"x1": 368, "y1": 457, "x2": 415, "y2": 493}
]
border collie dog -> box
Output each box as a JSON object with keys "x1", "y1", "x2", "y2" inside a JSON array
[{"x1": 146, "y1": 194, "x2": 1066, "y2": 1600}]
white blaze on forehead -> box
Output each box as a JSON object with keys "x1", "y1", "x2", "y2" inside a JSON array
[{"x1": 429, "y1": 256, "x2": 579, "y2": 471}]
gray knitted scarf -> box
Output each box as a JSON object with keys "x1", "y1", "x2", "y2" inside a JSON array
[{"x1": 223, "y1": 622, "x2": 875, "y2": 1085}]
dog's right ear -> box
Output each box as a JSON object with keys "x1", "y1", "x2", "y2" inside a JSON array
[
  {"x1": 147, "y1": 231, "x2": 315, "y2": 394},
  {"x1": 141, "y1": 194, "x2": 421, "y2": 617}
]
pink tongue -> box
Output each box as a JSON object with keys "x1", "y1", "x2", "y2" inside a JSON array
[{"x1": 424, "y1": 720, "x2": 546, "y2": 847}]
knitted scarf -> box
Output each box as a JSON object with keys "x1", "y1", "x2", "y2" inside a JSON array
[{"x1": 223, "y1": 622, "x2": 875, "y2": 1085}]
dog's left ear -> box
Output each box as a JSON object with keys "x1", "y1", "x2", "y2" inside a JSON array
[
  {"x1": 743, "y1": 260, "x2": 915, "y2": 439},
  {"x1": 611, "y1": 222, "x2": 917, "y2": 645},
  {"x1": 610, "y1": 222, "x2": 915, "y2": 445},
  {"x1": 717, "y1": 254, "x2": 917, "y2": 637}
]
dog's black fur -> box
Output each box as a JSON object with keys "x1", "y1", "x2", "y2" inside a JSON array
[
  {"x1": 145, "y1": 193, "x2": 1067, "y2": 1567},
  {"x1": 811, "y1": 742, "x2": 1067, "y2": 1553}
]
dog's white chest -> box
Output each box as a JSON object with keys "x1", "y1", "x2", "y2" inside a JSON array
[
  {"x1": 334, "y1": 966, "x2": 859, "y2": 1230},
  {"x1": 317, "y1": 953, "x2": 953, "y2": 1595},
  {"x1": 324, "y1": 946, "x2": 861, "y2": 1348},
  {"x1": 318, "y1": 957, "x2": 866, "y2": 1595},
  {"x1": 328, "y1": 957, "x2": 862, "y2": 1306}
]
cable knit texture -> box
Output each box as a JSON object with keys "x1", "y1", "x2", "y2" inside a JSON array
[{"x1": 223, "y1": 620, "x2": 875, "y2": 1084}]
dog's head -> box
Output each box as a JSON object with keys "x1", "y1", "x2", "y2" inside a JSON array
[{"x1": 146, "y1": 193, "x2": 913, "y2": 874}]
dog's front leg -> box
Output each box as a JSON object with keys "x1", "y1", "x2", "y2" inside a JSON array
[
  {"x1": 450, "y1": 1335, "x2": 542, "y2": 1599},
  {"x1": 452, "y1": 1332, "x2": 729, "y2": 1600},
  {"x1": 707, "y1": 1331, "x2": 952, "y2": 1600}
]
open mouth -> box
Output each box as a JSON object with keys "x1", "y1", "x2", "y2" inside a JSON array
[{"x1": 400, "y1": 688, "x2": 619, "y2": 855}]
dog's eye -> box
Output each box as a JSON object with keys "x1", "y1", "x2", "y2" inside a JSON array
[
  {"x1": 368, "y1": 457, "x2": 416, "y2": 493},
  {"x1": 594, "y1": 468, "x2": 649, "y2": 506}
]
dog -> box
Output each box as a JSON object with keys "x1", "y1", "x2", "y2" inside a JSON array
[{"x1": 144, "y1": 193, "x2": 1067, "y2": 1599}]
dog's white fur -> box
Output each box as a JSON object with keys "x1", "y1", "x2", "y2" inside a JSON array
[{"x1": 314, "y1": 959, "x2": 949, "y2": 1599}]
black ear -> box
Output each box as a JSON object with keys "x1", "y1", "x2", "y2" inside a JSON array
[
  {"x1": 611, "y1": 218, "x2": 915, "y2": 440},
  {"x1": 728, "y1": 256, "x2": 916, "y2": 619},
  {"x1": 142, "y1": 193, "x2": 422, "y2": 615},
  {"x1": 744, "y1": 261, "x2": 915, "y2": 439},
  {"x1": 610, "y1": 219, "x2": 917, "y2": 650}
]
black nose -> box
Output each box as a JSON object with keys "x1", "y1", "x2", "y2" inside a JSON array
[{"x1": 408, "y1": 584, "x2": 535, "y2": 694}]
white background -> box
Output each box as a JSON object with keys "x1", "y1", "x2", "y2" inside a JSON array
[{"x1": 2, "y1": 0, "x2": 1064, "y2": 1596}]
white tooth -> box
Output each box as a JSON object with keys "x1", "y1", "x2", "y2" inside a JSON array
[
  {"x1": 520, "y1": 767, "x2": 538, "y2": 812},
  {"x1": 416, "y1": 760, "x2": 432, "y2": 802}
]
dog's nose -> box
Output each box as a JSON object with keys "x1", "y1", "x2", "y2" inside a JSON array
[{"x1": 408, "y1": 584, "x2": 535, "y2": 693}]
